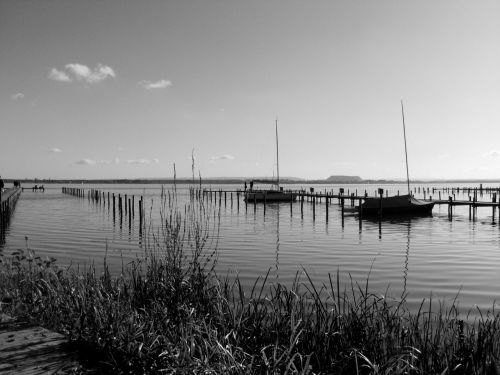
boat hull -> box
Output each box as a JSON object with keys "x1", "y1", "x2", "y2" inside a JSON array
[
  {"x1": 244, "y1": 190, "x2": 297, "y2": 203},
  {"x1": 359, "y1": 195, "x2": 434, "y2": 215}
]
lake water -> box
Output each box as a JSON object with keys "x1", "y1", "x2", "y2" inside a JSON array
[{"x1": 2, "y1": 182, "x2": 500, "y2": 314}]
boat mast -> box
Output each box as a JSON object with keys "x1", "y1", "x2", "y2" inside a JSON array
[
  {"x1": 275, "y1": 118, "x2": 280, "y2": 187},
  {"x1": 401, "y1": 100, "x2": 411, "y2": 196}
]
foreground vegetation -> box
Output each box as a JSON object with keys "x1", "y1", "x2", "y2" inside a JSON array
[{"x1": 1, "y1": 189, "x2": 500, "y2": 374}]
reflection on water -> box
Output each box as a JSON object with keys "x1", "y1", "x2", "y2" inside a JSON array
[
  {"x1": 403, "y1": 221, "x2": 410, "y2": 299},
  {"x1": 2, "y1": 183, "x2": 500, "y2": 313}
]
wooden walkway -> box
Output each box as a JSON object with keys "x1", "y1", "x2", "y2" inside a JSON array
[{"x1": 0, "y1": 313, "x2": 81, "y2": 374}]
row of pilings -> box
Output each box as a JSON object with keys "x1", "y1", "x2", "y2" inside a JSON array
[
  {"x1": 62, "y1": 187, "x2": 146, "y2": 235},
  {"x1": 0, "y1": 188, "x2": 22, "y2": 245}
]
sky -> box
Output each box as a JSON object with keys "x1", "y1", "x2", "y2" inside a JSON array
[{"x1": 1, "y1": 0, "x2": 500, "y2": 181}]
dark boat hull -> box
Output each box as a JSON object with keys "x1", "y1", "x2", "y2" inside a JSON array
[
  {"x1": 359, "y1": 195, "x2": 434, "y2": 215},
  {"x1": 244, "y1": 190, "x2": 297, "y2": 203}
]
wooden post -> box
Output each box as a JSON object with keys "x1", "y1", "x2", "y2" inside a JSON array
[
  {"x1": 312, "y1": 196, "x2": 316, "y2": 221},
  {"x1": 358, "y1": 198, "x2": 363, "y2": 229},
  {"x1": 129, "y1": 198, "x2": 132, "y2": 225},
  {"x1": 263, "y1": 192, "x2": 266, "y2": 215},
  {"x1": 300, "y1": 194, "x2": 304, "y2": 219},
  {"x1": 139, "y1": 198, "x2": 143, "y2": 234},
  {"x1": 325, "y1": 193, "x2": 329, "y2": 222},
  {"x1": 378, "y1": 188, "x2": 384, "y2": 221}
]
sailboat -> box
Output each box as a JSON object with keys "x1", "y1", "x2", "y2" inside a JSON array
[
  {"x1": 359, "y1": 102, "x2": 434, "y2": 215},
  {"x1": 244, "y1": 120, "x2": 297, "y2": 203}
]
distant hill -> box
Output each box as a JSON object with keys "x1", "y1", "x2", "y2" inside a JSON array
[{"x1": 325, "y1": 175, "x2": 363, "y2": 183}]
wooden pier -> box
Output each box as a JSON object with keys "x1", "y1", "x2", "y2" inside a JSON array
[
  {"x1": 201, "y1": 186, "x2": 500, "y2": 223},
  {"x1": 59, "y1": 184, "x2": 500, "y2": 233},
  {"x1": 0, "y1": 188, "x2": 22, "y2": 243},
  {"x1": 0, "y1": 313, "x2": 81, "y2": 374}
]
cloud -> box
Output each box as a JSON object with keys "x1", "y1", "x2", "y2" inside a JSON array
[
  {"x1": 482, "y1": 151, "x2": 500, "y2": 158},
  {"x1": 126, "y1": 158, "x2": 159, "y2": 164},
  {"x1": 75, "y1": 158, "x2": 157, "y2": 166},
  {"x1": 49, "y1": 68, "x2": 72, "y2": 82},
  {"x1": 50, "y1": 147, "x2": 62, "y2": 153},
  {"x1": 11, "y1": 93, "x2": 25, "y2": 100},
  {"x1": 49, "y1": 63, "x2": 116, "y2": 84},
  {"x1": 75, "y1": 158, "x2": 96, "y2": 165},
  {"x1": 139, "y1": 79, "x2": 172, "y2": 89},
  {"x1": 210, "y1": 154, "x2": 235, "y2": 161}
]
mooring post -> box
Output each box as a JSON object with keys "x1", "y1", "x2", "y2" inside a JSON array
[
  {"x1": 359, "y1": 198, "x2": 363, "y2": 228},
  {"x1": 263, "y1": 192, "x2": 267, "y2": 216},
  {"x1": 378, "y1": 188, "x2": 384, "y2": 221},
  {"x1": 325, "y1": 192, "x2": 329, "y2": 222},
  {"x1": 300, "y1": 193, "x2": 304, "y2": 219},
  {"x1": 492, "y1": 194, "x2": 496, "y2": 224},
  {"x1": 312, "y1": 196, "x2": 316, "y2": 220},
  {"x1": 139, "y1": 199, "x2": 143, "y2": 234},
  {"x1": 448, "y1": 196, "x2": 453, "y2": 219}
]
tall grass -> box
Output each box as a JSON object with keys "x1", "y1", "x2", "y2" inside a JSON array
[{"x1": 1, "y1": 187, "x2": 500, "y2": 374}]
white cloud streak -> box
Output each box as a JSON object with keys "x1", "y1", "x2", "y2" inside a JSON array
[
  {"x1": 126, "y1": 158, "x2": 159, "y2": 164},
  {"x1": 482, "y1": 150, "x2": 500, "y2": 158},
  {"x1": 75, "y1": 158, "x2": 158, "y2": 166},
  {"x1": 210, "y1": 154, "x2": 235, "y2": 160},
  {"x1": 11, "y1": 93, "x2": 25, "y2": 100},
  {"x1": 75, "y1": 158, "x2": 97, "y2": 165},
  {"x1": 139, "y1": 79, "x2": 172, "y2": 89},
  {"x1": 50, "y1": 148, "x2": 62, "y2": 153},
  {"x1": 49, "y1": 63, "x2": 116, "y2": 84}
]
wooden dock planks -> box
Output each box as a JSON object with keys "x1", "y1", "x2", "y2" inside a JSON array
[{"x1": 0, "y1": 313, "x2": 81, "y2": 374}]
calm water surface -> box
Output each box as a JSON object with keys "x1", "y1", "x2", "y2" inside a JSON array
[{"x1": 2, "y1": 182, "x2": 500, "y2": 313}]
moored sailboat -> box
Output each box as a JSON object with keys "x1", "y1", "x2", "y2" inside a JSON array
[
  {"x1": 244, "y1": 120, "x2": 297, "y2": 203},
  {"x1": 359, "y1": 102, "x2": 434, "y2": 215}
]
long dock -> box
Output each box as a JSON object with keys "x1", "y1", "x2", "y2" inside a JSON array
[
  {"x1": 201, "y1": 185, "x2": 500, "y2": 223},
  {"x1": 1, "y1": 188, "x2": 22, "y2": 243}
]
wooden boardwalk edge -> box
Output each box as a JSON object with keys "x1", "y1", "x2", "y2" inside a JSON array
[{"x1": 0, "y1": 313, "x2": 82, "y2": 374}]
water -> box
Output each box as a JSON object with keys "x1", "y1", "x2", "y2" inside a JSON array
[{"x1": 2, "y1": 182, "x2": 500, "y2": 313}]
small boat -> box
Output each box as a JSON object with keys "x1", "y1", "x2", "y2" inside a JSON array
[
  {"x1": 244, "y1": 180, "x2": 297, "y2": 203},
  {"x1": 360, "y1": 194, "x2": 434, "y2": 215},
  {"x1": 244, "y1": 120, "x2": 297, "y2": 203},
  {"x1": 359, "y1": 101, "x2": 434, "y2": 216}
]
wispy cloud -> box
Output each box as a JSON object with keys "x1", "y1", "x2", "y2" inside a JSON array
[
  {"x1": 50, "y1": 147, "x2": 62, "y2": 153},
  {"x1": 49, "y1": 63, "x2": 116, "y2": 84},
  {"x1": 74, "y1": 157, "x2": 157, "y2": 166},
  {"x1": 11, "y1": 93, "x2": 25, "y2": 100},
  {"x1": 481, "y1": 150, "x2": 500, "y2": 158},
  {"x1": 49, "y1": 68, "x2": 72, "y2": 82},
  {"x1": 75, "y1": 158, "x2": 97, "y2": 165},
  {"x1": 210, "y1": 154, "x2": 235, "y2": 161},
  {"x1": 126, "y1": 158, "x2": 159, "y2": 164},
  {"x1": 139, "y1": 79, "x2": 172, "y2": 89}
]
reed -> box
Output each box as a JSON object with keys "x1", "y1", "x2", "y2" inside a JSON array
[{"x1": 1, "y1": 188, "x2": 500, "y2": 374}]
